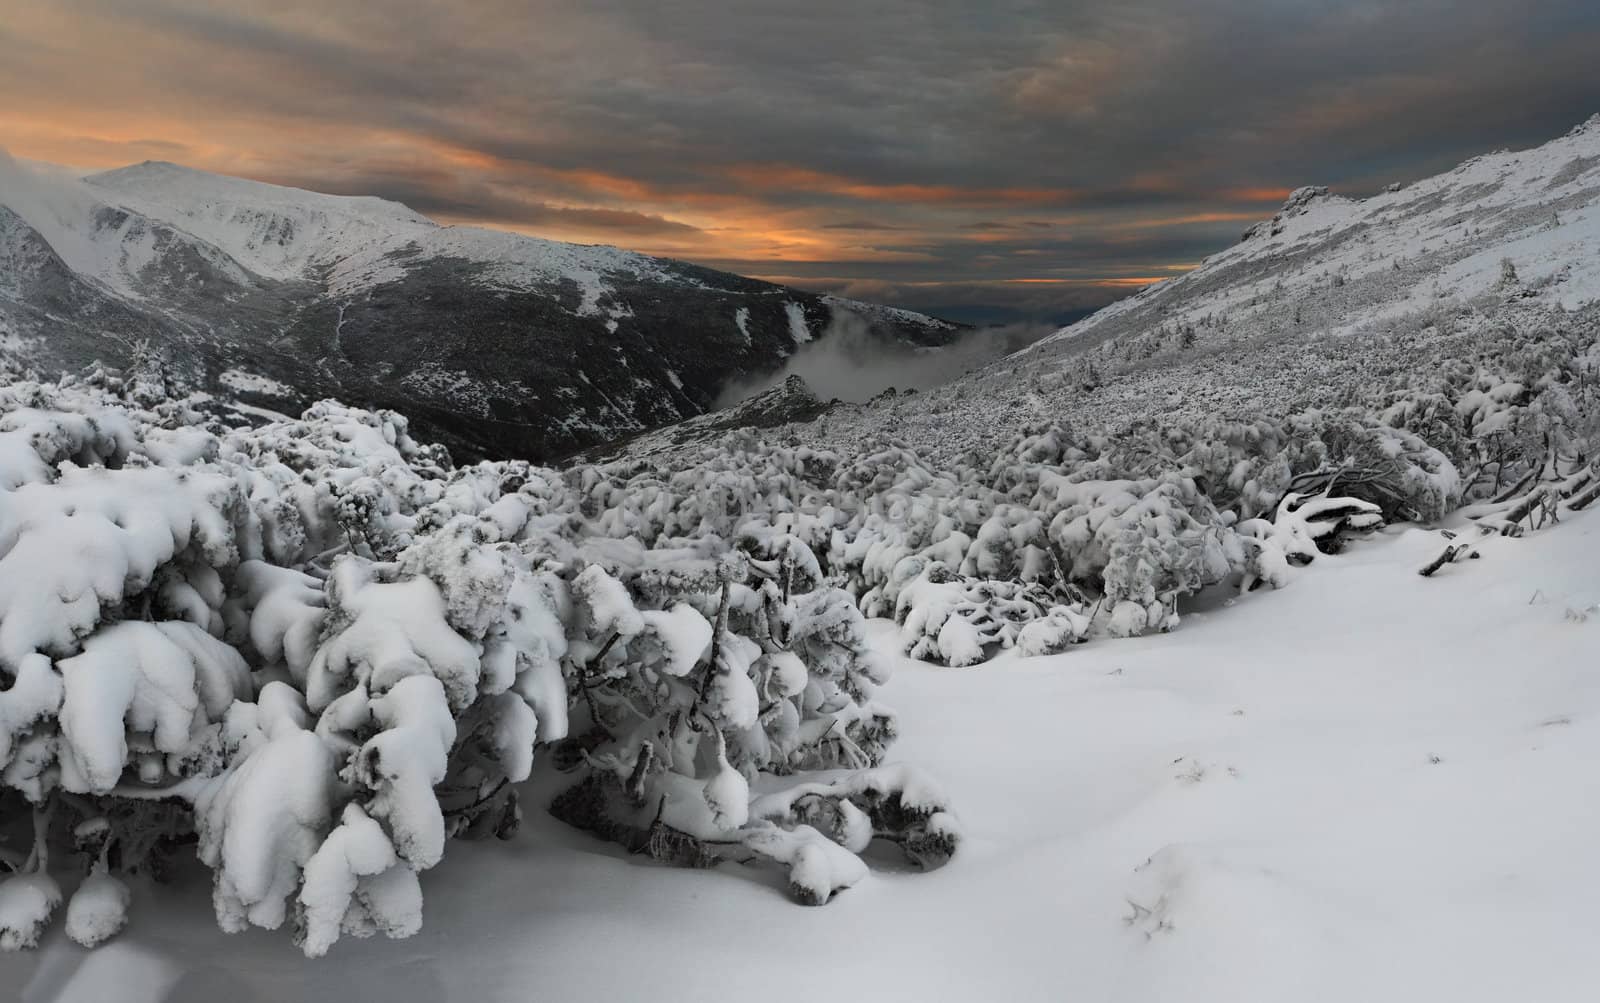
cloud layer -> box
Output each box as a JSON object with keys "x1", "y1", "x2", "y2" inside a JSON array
[
  {"x1": 3, "y1": 0, "x2": 1597, "y2": 321},
  {"x1": 716, "y1": 312, "x2": 1057, "y2": 406}
]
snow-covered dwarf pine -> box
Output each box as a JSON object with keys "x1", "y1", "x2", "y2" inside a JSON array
[
  {"x1": 0, "y1": 371, "x2": 957, "y2": 957},
  {"x1": 546, "y1": 540, "x2": 953, "y2": 901},
  {"x1": 582, "y1": 301, "x2": 1596, "y2": 664}
]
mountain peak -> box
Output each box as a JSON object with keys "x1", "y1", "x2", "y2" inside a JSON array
[{"x1": 87, "y1": 159, "x2": 433, "y2": 228}]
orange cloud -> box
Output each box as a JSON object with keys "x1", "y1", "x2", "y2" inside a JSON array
[
  {"x1": 1217, "y1": 186, "x2": 1294, "y2": 204},
  {"x1": 720, "y1": 164, "x2": 1074, "y2": 206},
  {"x1": 1122, "y1": 210, "x2": 1266, "y2": 229},
  {"x1": 0, "y1": 114, "x2": 1227, "y2": 292}
]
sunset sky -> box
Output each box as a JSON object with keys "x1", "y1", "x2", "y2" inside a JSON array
[{"x1": 5, "y1": 0, "x2": 1599, "y2": 323}]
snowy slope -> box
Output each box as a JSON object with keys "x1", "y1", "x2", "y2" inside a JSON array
[
  {"x1": 5, "y1": 505, "x2": 1597, "y2": 1002},
  {"x1": 0, "y1": 155, "x2": 253, "y2": 301},
  {"x1": 81, "y1": 161, "x2": 433, "y2": 294},
  {"x1": 1028, "y1": 112, "x2": 1600, "y2": 353},
  {"x1": 820, "y1": 293, "x2": 961, "y2": 334}
]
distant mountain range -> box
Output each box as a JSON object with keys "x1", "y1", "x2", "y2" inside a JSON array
[{"x1": 0, "y1": 156, "x2": 959, "y2": 460}]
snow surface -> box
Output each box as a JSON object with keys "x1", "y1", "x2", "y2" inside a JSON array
[
  {"x1": 7, "y1": 508, "x2": 1600, "y2": 1001},
  {"x1": 62, "y1": 873, "x2": 130, "y2": 950}
]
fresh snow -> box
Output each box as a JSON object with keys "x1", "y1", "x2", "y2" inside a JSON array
[
  {"x1": 6, "y1": 510, "x2": 1600, "y2": 1000},
  {"x1": 5, "y1": 112, "x2": 1600, "y2": 1003},
  {"x1": 225, "y1": 401, "x2": 298, "y2": 424},
  {"x1": 0, "y1": 874, "x2": 62, "y2": 952},
  {"x1": 62, "y1": 872, "x2": 131, "y2": 949}
]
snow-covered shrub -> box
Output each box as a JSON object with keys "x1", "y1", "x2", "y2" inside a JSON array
[
  {"x1": 894, "y1": 563, "x2": 1053, "y2": 666},
  {"x1": 1034, "y1": 471, "x2": 1232, "y2": 606},
  {"x1": 64, "y1": 867, "x2": 131, "y2": 948},
  {"x1": 1236, "y1": 492, "x2": 1384, "y2": 591},
  {"x1": 0, "y1": 872, "x2": 61, "y2": 950},
  {"x1": 1015, "y1": 605, "x2": 1092, "y2": 657},
  {"x1": 546, "y1": 534, "x2": 949, "y2": 899}
]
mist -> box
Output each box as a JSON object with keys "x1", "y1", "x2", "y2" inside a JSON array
[
  {"x1": 0, "y1": 149, "x2": 109, "y2": 282},
  {"x1": 716, "y1": 309, "x2": 1055, "y2": 407}
]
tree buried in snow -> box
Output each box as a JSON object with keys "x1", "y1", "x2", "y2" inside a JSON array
[{"x1": 0, "y1": 371, "x2": 958, "y2": 956}]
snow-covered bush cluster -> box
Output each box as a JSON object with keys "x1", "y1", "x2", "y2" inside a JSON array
[
  {"x1": 0, "y1": 369, "x2": 959, "y2": 956},
  {"x1": 592, "y1": 300, "x2": 1600, "y2": 665},
  {"x1": 1, "y1": 293, "x2": 1596, "y2": 955}
]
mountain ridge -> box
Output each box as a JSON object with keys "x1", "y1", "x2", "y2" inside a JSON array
[{"x1": 0, "y1": 153, "x2": 961, "y2": 461}]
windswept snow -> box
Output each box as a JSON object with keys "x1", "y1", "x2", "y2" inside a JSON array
[
  {"x1": 784, "y1": 301, "x2": 812, "y2": 343},
  {"x1": 1, "y1": 148, "x2": 961, "y2": 462},
  {"x1": 327, "y1": 224, "x2": 701, "y2": 306},
  {"x1": 0, "y1": 154, "x2": 191, "y2": 300}
]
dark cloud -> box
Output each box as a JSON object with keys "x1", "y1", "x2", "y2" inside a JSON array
[
  {"x1": 4, "y1": 0, "x2": 1598, "y2": 319},
  {"x1": 701, "y1": 226, "x2": 1233, "y2": 284},
  {"x1": 262, "y1": 168, "x2": 704, "y2": 237},
  {"x1": 961, "y1": 221, "x2": 1058, "y2": 231},
  {"x1": 820, "y1": 220, "x2": 910, "y2": 231}
]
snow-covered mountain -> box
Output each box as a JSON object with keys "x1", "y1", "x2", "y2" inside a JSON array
[
  {"x1": 0, "y1": 155, "x2": 959, "y2": 460},
  {"x1": 632, "y1": 115, "x2": 1600, "y2": 463},
  {"x1": 1022, "y1": 113, "x2": 1600, "y2": 352}
]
